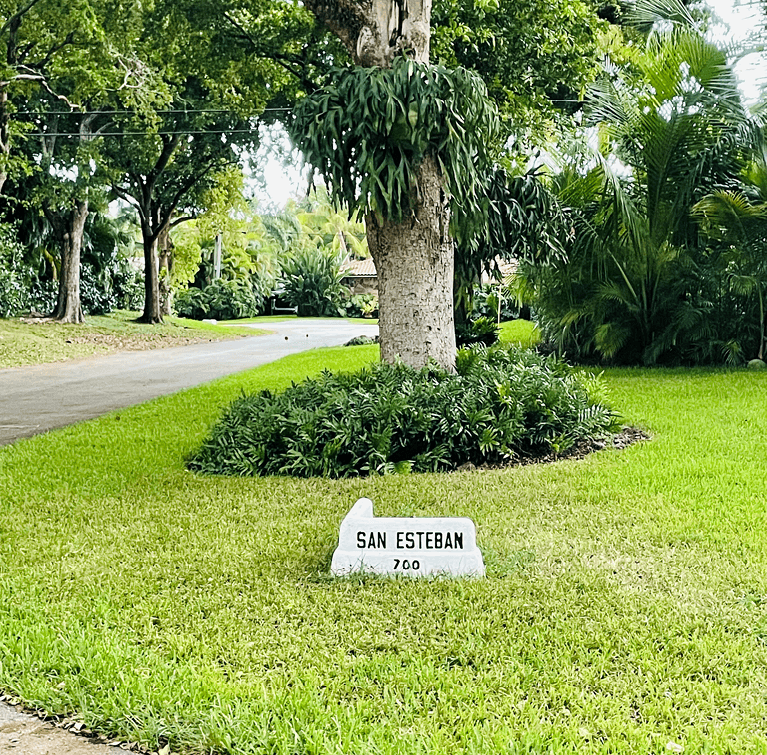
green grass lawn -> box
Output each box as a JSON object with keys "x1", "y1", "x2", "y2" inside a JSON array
[
  {"x1": 0, "y1": 311, "x2": 263, "y2": 369},
  {"x1": 499, "y1": 319, "x2": 540, "y2": 348},
  {"x1": 2, "y1": 348, "x2": 767, "y2": 754}
]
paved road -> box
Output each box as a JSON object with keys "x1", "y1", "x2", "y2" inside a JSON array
[
  {"x1": 0, "y1": 319, "x2": 378, "y2": 447},
  {"x1": 1, "y1": 699, "x2": 119, "y2": 755}
]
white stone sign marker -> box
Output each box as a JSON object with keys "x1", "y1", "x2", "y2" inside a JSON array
[{"x1": 331, "y1": 498, "x2": 485, "y2": 577}]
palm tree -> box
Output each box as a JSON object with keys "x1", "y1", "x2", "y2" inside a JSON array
[
  {"x1": 693, "y1": 130, "x2": 767, "y2": 360},
  {"x1": 519, "y1": 0, "x2": 750, "y2": 364},
  {"x1": 294, "y1": 187, "x2": 368, "y2": 260}
]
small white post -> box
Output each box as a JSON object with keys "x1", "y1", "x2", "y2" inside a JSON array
[{"x1": 213, "y1": 233, "x2": 222, "y2": 280}]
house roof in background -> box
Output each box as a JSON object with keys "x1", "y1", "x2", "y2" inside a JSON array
[
  {"x1": 340, "y1": 256, "x2": 518, "y2": 281},
  {"x1": 481, "y1": 257, "x2": 518, "y2": 285},
  {"x1": 341, "y1": 257, "x2": 377, "y2": 277}
]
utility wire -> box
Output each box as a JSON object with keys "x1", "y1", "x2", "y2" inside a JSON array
[
  {"x1": 12, "y1": 100, "x2": 589, "y2": 119},
  {"x1": 28, "y1": 128, "x2": 263, "y2": 137},
  {"x1": 10, "y1": 107, "x2": 292, "y2": 117}
]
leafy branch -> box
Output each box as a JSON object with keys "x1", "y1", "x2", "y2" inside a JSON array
[{"x1": 290, "y1": 57, "x2": 499, "y2": 227}]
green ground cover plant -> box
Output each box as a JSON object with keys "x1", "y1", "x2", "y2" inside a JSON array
[
  {"x1": 2, "y1": 347, "x2": 767, "y2": 754},
  {"x1": 0, "y1": 311, "x2": 262, "y2": 368},
  {"x1": 189, "y1": 346, "x2": 617, "y2": 478}
]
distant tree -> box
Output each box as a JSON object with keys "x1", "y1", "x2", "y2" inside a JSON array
[
  {"x1": 95, "y1": 0, "x2": 283, "y2": 323},
  {"x1": 218, "y1": 0, "x2": 607, "y2": 368},
  {"x1": 431, "y1": 0, "x2": 607, "y2": 144},
  {"x1": 174, "y1": 172, "x2": 283, "y2": 310},
  {"x1": 37, "y1": 113, "x2": 99, "y2": 322},
  {"x1": 0, "y1": 0, "x2": 143, "y2": 196},
  {"x1": 0, "y1": 0, "x2": 152, "y2": 321},
  {"x1": 294, "y1": 187, "x2": 367, "y2": 260},
  {"x1": 101, "y1": 108, "x2": 259, "y2": 322}
]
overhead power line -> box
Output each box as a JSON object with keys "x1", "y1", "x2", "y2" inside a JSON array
[
  {"x1": 12, "y1": 99, "x2": 589, "y2": 119},
  {"x1": 28, "y1": 128, "x2": 263, "y2": 138},
  {"x1": 11, "y1": 107, "x2": 292, "y2": 117}
]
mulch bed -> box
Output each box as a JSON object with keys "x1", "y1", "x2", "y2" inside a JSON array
[{"x1": 455, "y1": 427, "x2": 651, "y2": 472}]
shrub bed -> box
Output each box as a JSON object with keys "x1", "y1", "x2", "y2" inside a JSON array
[{"x1": 188, "y1": 346, "x2": 620, "y2": 478}]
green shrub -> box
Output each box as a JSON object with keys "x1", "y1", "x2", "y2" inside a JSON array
[
  {"x1": 81, "y1": 221, "x2": 145, "y2": 315},
  {"x1": 281, "y1": 244, "x2": 347, "y2": 317},
  {"x1": 188, "y1": 346, "x2": 620, "y2": 478},
  {"x1": 174, "y1": 287, "x2": 206, "y2": 319},
  {"x1": 0, "y1": 225, "x2": 55, "y2": 316},
  {"x1": 340, "y1": 292, "x2": 379, "y2": 318},
  {"x1": 0, "y1": 265, "x2": 28, "y2": 317},
  {"x1": 455, "y1": 316, "x2": 500, "y2": 347},
  {"x1": 110, "y1": 257, "x2": 144, "y2": 311},
  {"x1": 0, "y1": 220, "x2": 141, "y2": 317},
  {"x1": 175, "y1": 279, "x2": 264, "y2": 320}
]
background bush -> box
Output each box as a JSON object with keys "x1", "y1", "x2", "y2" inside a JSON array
[
  {"x1": 455, "y1": 315, "x2": 500, "y2": 347},
  {"x1": 0, "y1": 225, "x2": 56, "y2": 316},
  {"x1": 79, "y1": 255, "x2": 144, "y2": 315},
  {"x1": 175, "y1": 279, "x2": 264, "y2": 320},
  {"x1": 340, "y1": 293, "x2": 378, "y2": 318},
  {"x1": 0, "y1": 218, "x2": 144, "y2": 318},
  {"x1": 188, "y1": 345, "x2": 620, "y2": 478},
  {"x1": 471, "y1": 282, "x2": 519, "y2": 321},
  {"x1": 281, "y1": 244, "x2": 348, "y2": 317}
]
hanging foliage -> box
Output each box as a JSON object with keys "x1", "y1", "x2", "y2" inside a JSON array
[
  {"x1": 290, "y1": 56, "x2": 499, "y2": 227},
  {"x1": 452, "y1": 165, "x2": 570, "y2": 325}
]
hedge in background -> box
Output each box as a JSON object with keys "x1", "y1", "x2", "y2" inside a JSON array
[
  {"x1": 175, "y1": 279, "x2": 264, "y2": 320},
  {"x1": 188, "y1": 346, "x2": 620, "y2": 478}
]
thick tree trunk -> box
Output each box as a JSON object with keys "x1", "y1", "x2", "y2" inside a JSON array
[
  {"x1": 53, "y1": 199, "x2": 88, "y2": 323},
  {"x1": 305, "y1": 0, "x2": 431, "y2": 66},
  {"x1": 367, "y1": 155, "x2": 455, "y2": 368},
  {"x1": 307, "y1": 0, "x2": 455, "y2": 369},
  {"x1": 0, "y1": 87, "x2": 11, "y2": 196},
  {"x1": 306, "y1": 0, "x2": 458, "y2": 369},
  {"x1": 140, "y1": 233, "x2": 163, "y2": 324},
  {"x1": 158, "y1": 225, "x2": 174, "y2": 317}
]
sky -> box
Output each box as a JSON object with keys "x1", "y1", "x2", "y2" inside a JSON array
[
  {"x1": 708, "y1": 0, "x2": 767, "y2": 101},
  {"x1": 254, "y1": 0, "x2": 767, "y2": 209}
]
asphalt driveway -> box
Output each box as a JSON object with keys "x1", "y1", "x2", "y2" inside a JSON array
[{"x1": 0, "y1": 318, "x2": 378, "y2": 446}]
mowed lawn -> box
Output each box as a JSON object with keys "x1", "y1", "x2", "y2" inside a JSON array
[{"x1": 1, "y1": 345, "x2": 767, "y2": 754}]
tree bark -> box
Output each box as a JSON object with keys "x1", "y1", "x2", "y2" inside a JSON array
[
  {"x1": 127, "y1": 133, "x2": 182, "y2": 325},
  {"x1": 307, "y1": 0, "x2": 455, "y2": 370},
  {"x1": 304, "y1": 0, "x2": 431, "y2": 66},
  {"x1": 0, "y1": 89, "x2": 9, "y2": 196},
  {"x1": 158, "y1": 225, "x2": 174, "y2": 317},
  {"x1": 52, "y1": 199, "x2": 88, "y2": 323},
  {"x1": 140, "y1": 231, "x2": 163, "y2": 324},
  {"x1": 367, "y1": 154, "x2": 455, "y2": 368}
]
